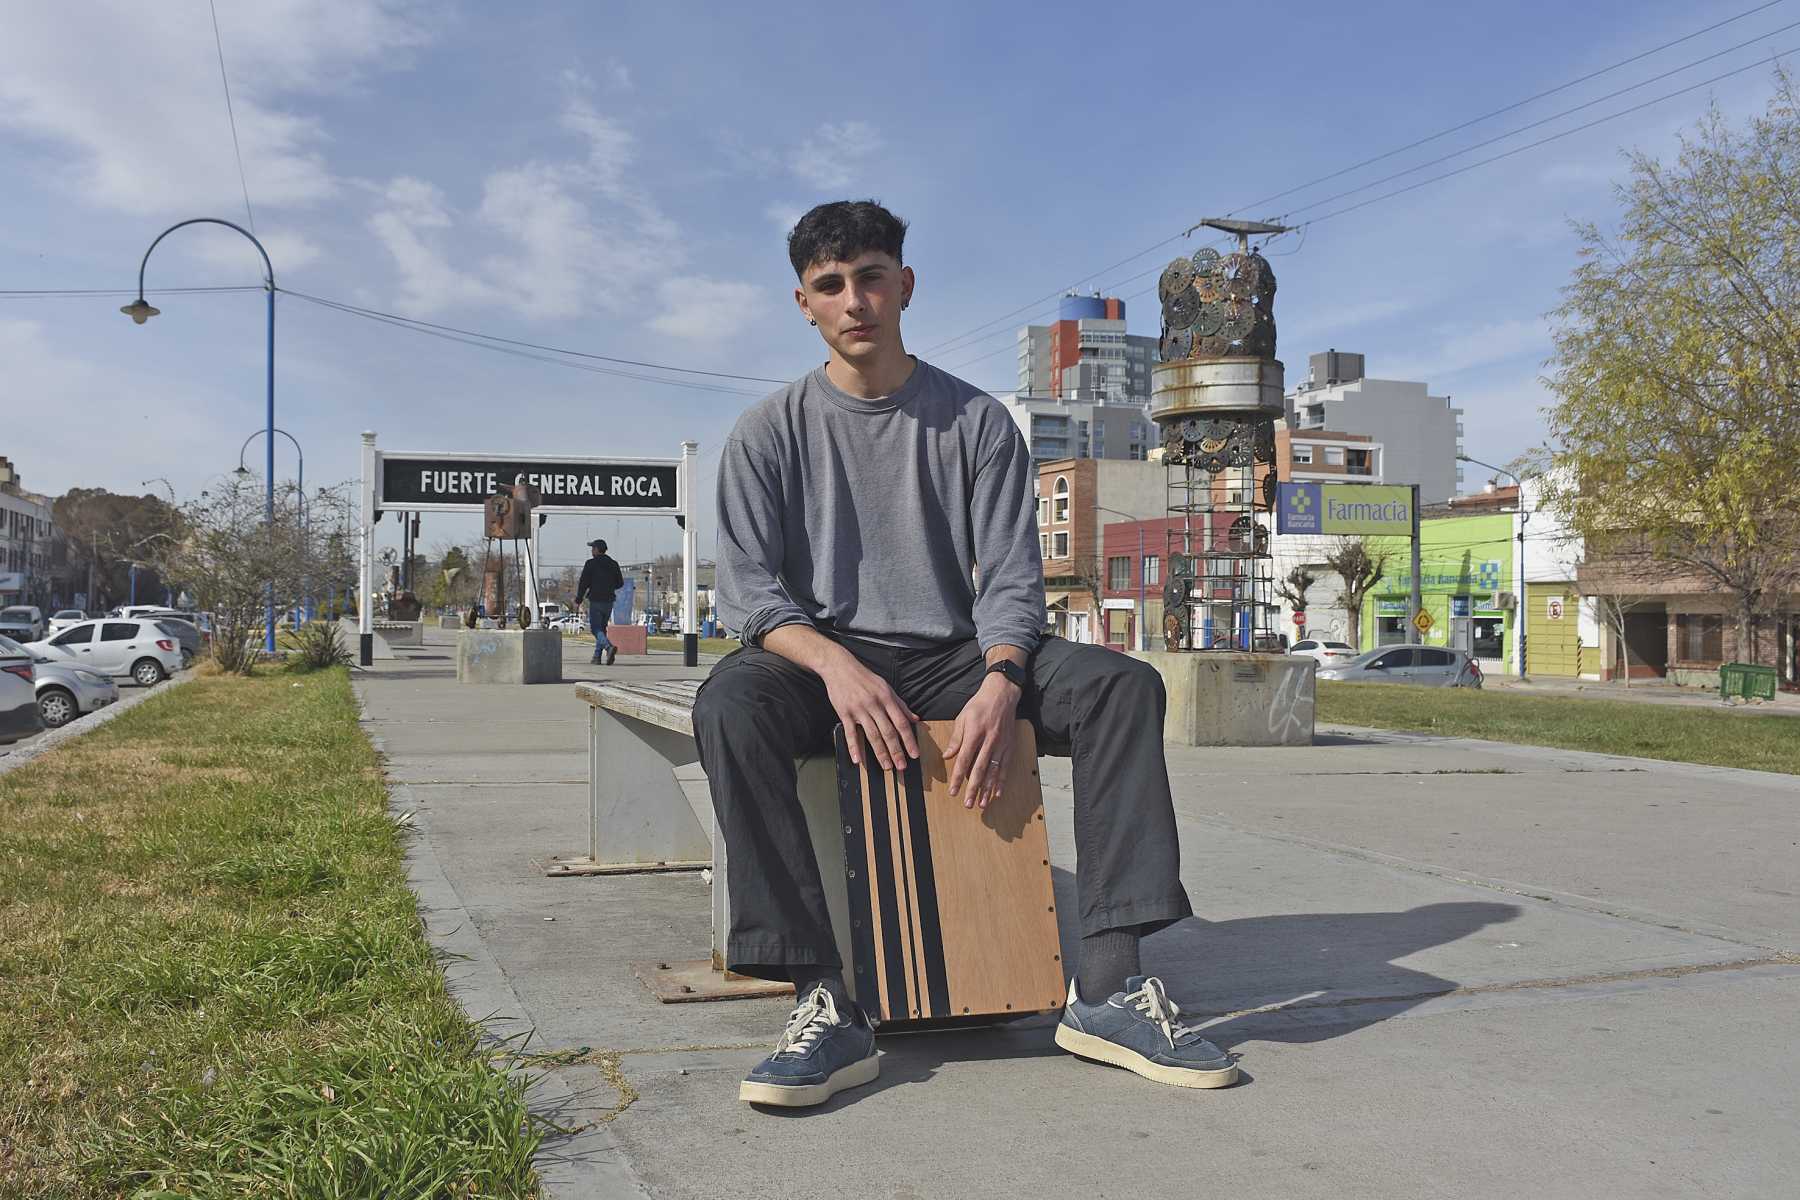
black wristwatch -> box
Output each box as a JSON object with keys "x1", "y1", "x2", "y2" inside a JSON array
[{"x1": 985, "y1": 659, "x2": 1027, "y2": 690}]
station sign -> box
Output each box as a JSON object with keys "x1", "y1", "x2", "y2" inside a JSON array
[
  {"x1": 376, "y1": 453, "x2": 680, "y2": 514},
  {"x1": 1277, "y1": 483, "x2": 1414, "y2": 536}
]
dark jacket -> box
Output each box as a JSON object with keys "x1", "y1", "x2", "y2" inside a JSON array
[{"x1": 575, "y1": 554, "x2": 624, "y2": 606}]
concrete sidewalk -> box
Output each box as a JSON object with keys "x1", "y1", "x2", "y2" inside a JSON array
[{"x1": 356, "y1": 629, "x2": 1800, "y2": 1200}]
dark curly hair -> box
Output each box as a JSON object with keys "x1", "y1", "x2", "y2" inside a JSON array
[{"x1": 787, "y1": 200, "x2": 908, "y2": 278}]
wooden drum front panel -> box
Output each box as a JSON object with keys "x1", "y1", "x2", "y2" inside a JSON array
[{"x1": 833, "y1": 720, "x2": 1066, "y2": 1024}]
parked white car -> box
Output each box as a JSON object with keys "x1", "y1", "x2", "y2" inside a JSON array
[
  {"x1": 0, "y1": 635, "x2": 43, "y2": 744},
  {"x1": 47, "y1": 609, "x2": 89, "y2": 636},
  {"x1": 28, "y1": 618, "x2": 183, "y2": 686},
  {"x1": 33, "y1": 658, "x2": 117, "y2": 727},
  {"x1": 1289, "y1": 639, "x2": 1359, "y2": 667}
]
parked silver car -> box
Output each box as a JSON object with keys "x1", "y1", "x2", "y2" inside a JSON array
[
  {"x1": 47, "y1": 609, "x2": 89, "y2": 636},
  {"x1": 0, "y1": 635, "x2": 44, "y2": 744},
  {"x1": 0, "y1": 606, "x2": 46, "y2": 643},
  {"x1": 34, "y1": 658, "x2": 118, "y2": 727},
  {"x1": 1316, "y1": 644, "x2": 1484, "y2": 688}
]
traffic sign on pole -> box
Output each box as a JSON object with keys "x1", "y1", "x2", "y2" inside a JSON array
[
  {"x1": 1412, "y1": 608, "x2": 1434, "y2": 635},
  {"x1": 1292, "y1": 611, "x2": 1306, "y2": 627}
]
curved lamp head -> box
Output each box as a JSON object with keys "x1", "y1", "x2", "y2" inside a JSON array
[
  {"x1": 120, "y1": 297, "x2": 161, "y2": 324},
  {"x1": 233, "y1": 465, "x2": 252, "y2": 479}
]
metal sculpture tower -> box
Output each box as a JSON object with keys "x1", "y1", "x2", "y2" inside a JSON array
[{"x1": 1153, "y1": 217, "x2": 1292, "y2": 652}]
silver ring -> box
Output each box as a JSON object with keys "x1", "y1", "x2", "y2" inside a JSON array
[{"x1": 989, "y1": 759, "x2": 1002, "y2": 767}]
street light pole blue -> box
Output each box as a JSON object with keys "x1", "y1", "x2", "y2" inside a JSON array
[
  {"x1": 237, "y1": 427, "x2": 305, "y2": 620},
  {"x1": 123, "y1": 218, "x2": 277, "y2": 652}
]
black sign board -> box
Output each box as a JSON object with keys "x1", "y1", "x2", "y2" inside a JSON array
[{"x1": 378, "y1": 455, "x2": 680, "y2": 512}]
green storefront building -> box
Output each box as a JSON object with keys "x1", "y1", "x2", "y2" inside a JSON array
[{"x1": 1363, "y1": 513, "x2": 1515, "y2": 665}]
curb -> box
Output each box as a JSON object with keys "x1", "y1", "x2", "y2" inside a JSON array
[
  {"x1": 352, "y1": 681, "x2": 649, "y2": 1199},
  {"x1": 0, "y1": 672, "x2": 192, "y2": 777}
]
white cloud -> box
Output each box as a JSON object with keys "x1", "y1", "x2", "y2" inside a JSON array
[
  {"x1": 789, "y1": 121, "x2": 882, "y2": 189},
  {"x1": 0, "y1": 1, "x2": 424, "y2": 216},
  {"x1": 648, "y1": 277, "x2": 769, "y2": 342},
  {"x1": 766, "y1": 204, "x2": 804, "y2": 234},
  {"x1": 367, "y1": 95, "x2": 686, "y2": 321},
  {"x1": 191, "y1": 228, "x2": 322, "y2": 275}
]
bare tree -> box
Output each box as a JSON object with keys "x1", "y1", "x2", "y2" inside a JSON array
[
  {"x1": 1324, "y1": 538, "x2": 1389, "y2": 651},
  {"x1": 150, "y1": 476, "x2": 355, "y2": 673},
  {"x1": 1275, "y1": 566, "x2": 1318, "y2": 614}
]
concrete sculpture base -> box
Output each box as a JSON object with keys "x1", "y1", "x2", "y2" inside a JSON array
[
  {"x1": 1128, "y1": 650, "x2": 1314, "y2": 746},
  {"x1": 457, "y1": 628, "x2": 563, "y2": 684}
]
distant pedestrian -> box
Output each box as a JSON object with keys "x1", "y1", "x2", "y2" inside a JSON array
[{"x1": 574, "y1": 539, "x2": 625, "y2": 664}]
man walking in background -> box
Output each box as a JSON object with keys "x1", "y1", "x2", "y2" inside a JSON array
[{"x1": 575, "y1": 538, "x2": 624, "y2": 665}]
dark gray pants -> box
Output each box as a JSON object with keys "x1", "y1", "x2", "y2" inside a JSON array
[{"x1": 692, "y1": 633, "x2": 1192, "y2": 981}]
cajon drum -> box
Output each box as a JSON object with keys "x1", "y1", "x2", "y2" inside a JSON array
[{"x1": 833, "y1": 720, "x2": 1066, "y2": 1024}]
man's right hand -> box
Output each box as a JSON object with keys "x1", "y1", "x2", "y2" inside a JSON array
[
  {"x1": 821, "y1": 655, "x2": 920, "y2": 771},
  {"x1": 762, "y1": 625, "x2": 919, "y2": 771}
]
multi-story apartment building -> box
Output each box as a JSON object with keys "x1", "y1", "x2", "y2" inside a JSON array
[
  {"x1": 1000, "y1": 392, "x2": 1154, "y2": 464},
  {"x1": 1016, "y1": 292, "x2": 1158, "y2": 404},
  {"x1": 1285, "y1": 349, "x2": 1464, "y2": 504},
  {"x1": 0, "y1": 457, "x2": 59, "y2": 607},
  {"x1": 1006, "y1": 292, "x2": 1158, "y2": 464}
]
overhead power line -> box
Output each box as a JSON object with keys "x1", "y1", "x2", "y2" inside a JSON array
[
  {"x1": 209, "y1": 0, "x2": 257, "y2": 236},
  {"x1": 0, "y1": 286, "x2": 266, "y2": 299}
]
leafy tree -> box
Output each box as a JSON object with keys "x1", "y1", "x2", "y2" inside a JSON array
[
  {"x1": 52, "y1": 488, "x2": 180, "y2": 607},
  {"x1": 1543, "y1": 73, "x2": 1800, "y2": 663},
  {"x1": 1325, "y1": 538, "x2": 1388, "y2": 651}
]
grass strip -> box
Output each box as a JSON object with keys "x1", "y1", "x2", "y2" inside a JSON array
[
  {"x1": 0, "y1": 667, "x2": 544, "y2": 1199},
  {"x1": 1317, "y1": 681, "x2": 1800, "y2": 775}
]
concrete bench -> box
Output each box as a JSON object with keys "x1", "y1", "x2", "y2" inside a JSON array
[{"x1": 552, "y1": 680, "x2": 843, "y2": 999}]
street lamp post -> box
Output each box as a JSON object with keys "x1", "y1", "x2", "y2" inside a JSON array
[
  {"x1": 1458, "y1": 454, "x2": 1528, "y2": 680},
  {"x1": 124, "y1": 218, "x2": 277, "y2": 652},
  {"x1": 1094, "y1": 505, "x2": 1147, "y2": 652},
  {"x1": 236, "y1": 427, "x2": 307, "y2": 620}
]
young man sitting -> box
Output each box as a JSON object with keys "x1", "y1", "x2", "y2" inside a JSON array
[{"x1": 699, "y1": 200, "x2": 1238, "y2": 1108}]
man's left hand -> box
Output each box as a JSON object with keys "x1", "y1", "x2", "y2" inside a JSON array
[{"x1": 945, "y1": 670, "x2": 1022, "y2": 810}]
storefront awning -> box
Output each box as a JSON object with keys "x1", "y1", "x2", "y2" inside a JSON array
[{"x1": 1044, "y1": 591, "x2": 1070, "y2": 608}]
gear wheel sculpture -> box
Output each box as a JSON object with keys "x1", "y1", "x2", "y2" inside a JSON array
[{"x1": 1154, "y1": 221, "x2": 1292, "y2": 655}]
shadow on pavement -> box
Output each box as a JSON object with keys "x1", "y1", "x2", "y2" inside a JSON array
[{"x1": 1054, "y1": 867, "x2": 1520, "y2": 1051}]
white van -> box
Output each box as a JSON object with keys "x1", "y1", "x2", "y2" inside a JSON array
[{"x1": 538, "y1": 602, "x2": 565, "y2": 625}]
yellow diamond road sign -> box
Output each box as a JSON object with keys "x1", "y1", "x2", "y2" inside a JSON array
[{"x1": 1412, "y1": 608, "x2": 1434, "y2": 634}]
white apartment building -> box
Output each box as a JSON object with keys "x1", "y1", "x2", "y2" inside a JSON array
[
  {"x1": 1285, "y1": 349, "x2": 1464, "y2": 504},
  {"x1": 0, "y1": 457, "x2": 57, "y2": 606},
  {"x1": 998, "y1": 392, "x2": 1154, "y2": 464}
]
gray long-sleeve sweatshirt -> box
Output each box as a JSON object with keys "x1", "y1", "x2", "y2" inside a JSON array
[{"x1": 715, "y1": 359, "x2": 1045, "y2": 654}]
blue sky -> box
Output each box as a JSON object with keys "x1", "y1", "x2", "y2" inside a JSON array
[{"x1": 3, "y1": 0, "x2": 1794, "y2": 568}]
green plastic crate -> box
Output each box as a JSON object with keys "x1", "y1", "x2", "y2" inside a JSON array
[{"x1": 1719, "y1": 662, "x2": 1778, "y2": 701}]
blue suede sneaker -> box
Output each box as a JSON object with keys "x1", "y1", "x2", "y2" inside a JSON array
[
  {"x1": 1055, "y1": 975, "x2": 1239, "y2": 1089},
  {"x1": 738, "y1": 984, "x2": 879, "y2": 1107}
]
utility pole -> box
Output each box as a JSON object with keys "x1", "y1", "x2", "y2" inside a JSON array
[{"x1": 1409, "y1": 484, "x2": 1422, "y2": 644}]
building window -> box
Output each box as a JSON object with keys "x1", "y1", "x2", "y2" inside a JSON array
[
  {"x1": 1052, "y1": 476, "x2": 1070, "y2": 523},
  {"x1": 1040, "y1": 534, "x2": 1049, "y2": 559},
  {"x1": 1108, "y1": 556, "x2": 1130, "y2": 590},
  {"x1": 1052, "y1": 531, "x2": 1070, "y2": 559},
  {"x1": 1325, "y1": 446, "x2": 1345, "y2": 465},
  {"x1": 1143, "y1": 554, "x2": 1161, "y2": 586},
  {"x1": 1346, "y1": 448, "x2": 1372, "y2": 476},
  {"x1": 1037, "y1": 498, "x2": 1048, "y2": 526},
  {"x1": 1676, "y1": 613, "x2": 1723, "y2": 662},
  {"x1": 1292, "y1": 445, "x2": 1313, "y2": 465}
]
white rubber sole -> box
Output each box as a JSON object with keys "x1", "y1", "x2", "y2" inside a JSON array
[
  {"x1": 1054, "y1": 1023, "x2": 1239, "y2": 1089},
  {"x1": 738, "y1": 1053, "x2": 879, "y2": 1107}
]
